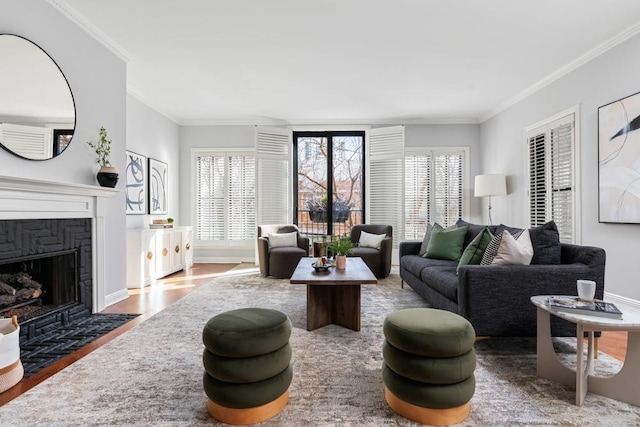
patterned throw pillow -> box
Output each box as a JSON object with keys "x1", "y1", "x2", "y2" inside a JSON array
[
  {"x1": 480, "y1": 230, "x2": 524, "y2": 265},
  {"x1": 483, "y1": 229, "x2": 534, "y2": 265}
]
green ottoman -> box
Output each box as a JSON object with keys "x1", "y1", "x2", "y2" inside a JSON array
[
  {"x1": 382, "y1": 308, "x2": 476, "y2": 425},
  {"x1": 202, "y1": 308, "x2": 293, "y2": 425}
]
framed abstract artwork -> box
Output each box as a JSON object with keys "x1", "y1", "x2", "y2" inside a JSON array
[
  {"x1": 598, "y1": 91, "x2": 640, "y2": 223},
  {"x1": 125, "y1": 150, "x2": 147, "y2": 215},
  {"x1": 148, "y1": 158, "x2": 168, "y2": 215}
]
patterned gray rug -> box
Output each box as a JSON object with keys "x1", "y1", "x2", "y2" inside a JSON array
[{"x1": 0, "y1": 265, "x2": 638, "y2": 426}]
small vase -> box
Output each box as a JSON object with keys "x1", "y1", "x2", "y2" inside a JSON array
[
  {"x1": 97, "y1": 166, "x2": 119, "y2": 188},
  {"x1": 335, "y1": 255, "x2": 347, "y2": 269}
]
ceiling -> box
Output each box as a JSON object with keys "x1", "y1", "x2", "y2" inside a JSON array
[{"x1": 57, "y1": 0, "x2": 640, "y2": 126}]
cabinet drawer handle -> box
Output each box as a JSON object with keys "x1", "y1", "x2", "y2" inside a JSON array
[
  {"x1": 185, "y1": 243, "x2": 191, "y2": 251},
  {"x1": 162, "y1": 248, "x2": 168, "y2": 257},
  {"x1": 147, "y1": 251, "x2": 153, "y2": 260},
  {"x1": 175, "y1": 245, "x2": 180, "y2": 253}
]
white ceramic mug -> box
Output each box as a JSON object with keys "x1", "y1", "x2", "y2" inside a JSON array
[{"x1": 577, "y1": 280, "x2": 596, "y2": 301}]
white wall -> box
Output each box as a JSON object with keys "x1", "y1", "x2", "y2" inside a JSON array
[
  {"x1": 126, "y1": 94, "x2": 180, "y2": 229},
  {"x1": 480, "y1": 32, "x2": 640, "y2": 302},
  {"x1": 1, "y1": 0, "x2": 127, "y2": 306}
]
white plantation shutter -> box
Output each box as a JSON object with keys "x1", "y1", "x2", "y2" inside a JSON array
[
  {"x1": 404, "y1": 149, "x2": 465, "y2": 240},
  {"x1": 195, "y1": 151, "x2": 256, "y2": 243},
  {"x1": 433, "y1": 152, "x2": 464, "y2": 226},
  {"x1": 404, "y1": 154, "x2": 431, "y2": 240},
  {"x1": 228, "y1": 155, "x2": 256, "y2": 240},
  {"x1": 367, "y1": 126, "x2": 404, "y2": 247},
  {"x1": 0, "y1": 123, "x2": 52, "y2": 159},
  {"x1": 196, "y1": 154, "x2": 225, "y2": 241},
  {"x1": 550, "y1": 122, "x2": 573, "y2": 243},
  {"x1": 255, "y1": 126, "x2": 291, "y2": 225},
  {"x1": 526, "y1": 112, "x2": 576, "y2": 243}
]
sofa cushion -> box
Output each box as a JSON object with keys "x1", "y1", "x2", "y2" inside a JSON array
[
  {"x1": 401, "y1": 255, "x2": 457, "y2": 279},
  {"x1": 421, "y1": 266, "x2": 459, "y2": 301},
  {"x1": 358, "y1": 230, "x2": 386, "y2": 250},
  {"x1": 418, "y1": 223, "x2": 433, "y2": 257},
  {"x1": 492, "y1": 229, "x2": 533, "y2": 265},
  {"x1": 268, "y1": 231, "x2": 298, "y2": 248},
  {"x1": 495, "y1": 224, "x2": 523, "y2": 237},
  {"x1": 529, "y1": 221, "x2": 561, "y2": 264},
  {"x1": 425, "y1": 223, "x2": 468, "y2": 261},
  {"x1": 457, "y1": 227, "x2": 494, "y2": 272}
]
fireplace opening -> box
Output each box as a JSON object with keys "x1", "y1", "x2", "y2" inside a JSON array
[{"x1": 0, "y1": 250, "x2": 78, "y2": 323}]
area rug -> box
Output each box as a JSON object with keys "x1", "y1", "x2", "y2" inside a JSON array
[{"x1": 0, "y1": 265, "x2": 638, "y2": 426}]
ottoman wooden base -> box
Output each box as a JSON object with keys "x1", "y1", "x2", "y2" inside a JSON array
[
  {"x1": 385, "y1": 387, "x2": 469, "y2": 426},
  {"x1": 207, "y1": 390, "x2": 289, "y2": 425}
]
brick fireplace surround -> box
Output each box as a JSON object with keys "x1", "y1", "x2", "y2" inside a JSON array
[{"x1": 0, "y1": 175, "x2": 118, "y2": 339}]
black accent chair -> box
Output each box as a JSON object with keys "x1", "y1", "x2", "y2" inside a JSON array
[
  {"x1": 257, "y1": 225, "x2": 309, "y2": 279},
  {"x1": 348, "y1": 224, "x2": 393, "y2": 278}
]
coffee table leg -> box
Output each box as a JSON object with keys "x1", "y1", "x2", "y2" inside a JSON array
[
  {"x1": 536, "y1": 307, "x2": 579, "y2": 389},
  {"x1": 334, "y1": 284, "x2": 361, "y2": 331},
  {"x1": 306, "y1": 284, "x2": 361, "y2": 331},
  {"x1": 307, "y1": 285, "x2": 333, "y2": 331},
  {"x1": 589, "y1": 331, "x2": 640, "y2": 406}
]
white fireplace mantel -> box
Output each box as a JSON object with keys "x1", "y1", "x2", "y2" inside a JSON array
[{"x1": 0, "y1": 175, "x2": 119, "y2": 313}]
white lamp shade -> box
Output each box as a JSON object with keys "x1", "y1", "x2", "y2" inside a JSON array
[{"x1": 474, "y1": 174, "x2": 507, "y2": 197}]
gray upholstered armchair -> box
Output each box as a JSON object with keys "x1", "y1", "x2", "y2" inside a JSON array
[
  {"x1": 348, "y1": 224, "x2": 393, "y2": 278},
  {"x1": 257, "y1": 224, "x2": 310, "y2": 279}
]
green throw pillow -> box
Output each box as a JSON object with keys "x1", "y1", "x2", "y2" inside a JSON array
[
  {"x1": 425, "y1": 223, "x2": 468, "y2": 261},
  {"x1": 457, "y1": 227, "x2": 494, "y2": 272}
]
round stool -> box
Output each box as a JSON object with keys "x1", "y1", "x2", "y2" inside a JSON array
[
  {"x1": 382, "y1": 308, "x2": 476, "y2": 426},
  {"x1": 202, "y1": 308, "x2": 293, "y2": 425}
]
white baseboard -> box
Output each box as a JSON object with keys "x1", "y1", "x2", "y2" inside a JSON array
[
  {"x1": 104, "y1": 288, "x2": 129, "y2": 308},
  {"x1": 603, "y1": 291, "x2": 640, "y2": 310},
  {"x1": 194, "y1": 257, "x2": 256, "y2": 264}
]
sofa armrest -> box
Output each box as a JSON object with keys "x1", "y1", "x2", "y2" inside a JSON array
[
  {"x1": 399, "y1": 240, "x2": 421, "y2": 258},
  {"x1": 257, "y1": 237, "x2": 270, "y2": 276},
  {"x1": 379, "y1": 236, "x2": 393, "y2": 277},
  {"x1": 561, "y1": 243, "x2": 606, "y2": 268},
  {"x1": 297, "y1": 235, "x2": 310, "y2": 255}
]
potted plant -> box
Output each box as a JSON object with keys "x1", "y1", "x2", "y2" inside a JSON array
[
  {"x1": 87, "y1": 126, "x2": 118, "y2": 188},
  {"x1": 305, "y1": 196, "x2": 353, "y2": 223},
  {"x1": 328, "y1": 234, "x2": 356, "y2": 269}
]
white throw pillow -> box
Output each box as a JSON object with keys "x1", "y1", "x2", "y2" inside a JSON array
[
  {"x1": 268, "y1": 231, "x2": 298, "y2": 248},
  {"x1": 491, "y1": 229, "x2": 534, "y2": 265},
  {"x1": 358, "y1": 231, "x2": 386, "y2": 250}
]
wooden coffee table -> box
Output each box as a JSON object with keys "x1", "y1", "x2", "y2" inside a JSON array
[{"x1": 290, "y1": 257, "x2": 377, "y2": 331}]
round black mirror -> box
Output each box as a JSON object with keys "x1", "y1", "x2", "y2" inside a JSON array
[{"x1": 0, "y1": 34, "x2": 75, "y2": 160}]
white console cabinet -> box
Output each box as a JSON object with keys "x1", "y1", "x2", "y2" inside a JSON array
[{"x1": 126, "y1": 226, "x2": 193, "y2": 288}]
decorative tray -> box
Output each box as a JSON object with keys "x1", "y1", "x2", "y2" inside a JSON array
[{"x1": 312, "y1": 262, "x2": 333, "y2": 272}]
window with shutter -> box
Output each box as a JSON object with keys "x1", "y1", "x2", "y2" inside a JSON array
[
  {"x1": 525, "y1": 109, "x2": 578, "y2": 243},
  {"x1": 194, "y1": 150, "x2": 256, "y2": 244},
  {"x1": 404, "y1": 149, "x2": 466, "y2": 240}
]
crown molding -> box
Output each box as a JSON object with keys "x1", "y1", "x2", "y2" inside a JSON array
[
  {"x1": 126, "y1": 87, "x2": 180, "y2": 125},
  {"x1": 47, "y1": 0, "x2": 131, "y2": 62},
  {"x1": 480, "y1": 20, "x2": 640, "y2": 123},
  {"x1": 178, "y1": 116, "x2": 479, "y2": 127}
]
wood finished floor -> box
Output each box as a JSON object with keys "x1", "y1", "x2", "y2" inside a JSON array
[{"x1": 0, "y1": 263, "x2": 627, "y2": 407}]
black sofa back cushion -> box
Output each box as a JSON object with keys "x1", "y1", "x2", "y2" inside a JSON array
[{"x1": 528, "y1": 220, "x2": 561, "y2": 264}]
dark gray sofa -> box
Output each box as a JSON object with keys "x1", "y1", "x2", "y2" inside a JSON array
[{"x1": 399, "y1": 222, "x2": 606, "y2": 337}]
